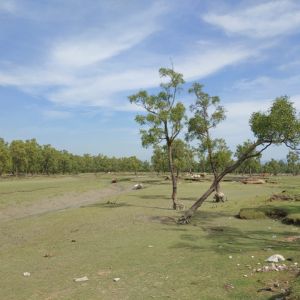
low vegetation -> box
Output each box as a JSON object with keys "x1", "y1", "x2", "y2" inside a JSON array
[{"x1": 0, "y1": 174, "x2": 299, "y2": 299}]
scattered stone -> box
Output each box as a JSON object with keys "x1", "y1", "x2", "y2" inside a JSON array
[
  {"x1": 257, "y1": 287, "x2": 273, "y2": 292},
  {"x1": 113, "y1": 278, "x2": 120, "y2": 282},
  {"x1": 74, "y1": 276, "x2": 89, "y2": 282},
  {"x1": 23, "y1": 272, "x2": 31, "y2": 277},
  {"x1": 283, "y1": 235, "x2": 300, "y2": 242},
  {"x1": 132, "y1": 183, "x2": 143, "y2": 190},
  {"x1": 43, "y1": 253, "x2": 53, "y2": 258},
  {"x1": 243, "y1": 274, "x2": 248, "y2": 277},
  {"x1": 111, "y1": 178, "x2": 117, "y2": 183},
  {"x1": 229, "y1": 255, "x2": 233, "y2": 259},
  {"x1": 266, "y1": 254, "x2": 285, "y2": 263},
  {"x1": 71, "y1": 239, "x2": 76, "y2": 243},
  {"x1": 148, "y1": 245, "x2": 154, "y2": 248},
  {"x1": 254, "y1": 263, "x2": 289, "y2": 273},
  {"x1": 224, "y1": 283, "x2": 234, "y2": 290},
  {"x1": 97, "y1": 270, "x2": 111, "y2": 276}
]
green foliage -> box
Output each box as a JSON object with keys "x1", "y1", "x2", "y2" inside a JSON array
[
  {"x1": 235, "y1": 140, "x2": 261, "y2": 174},
  {"x1": 250, "y1": 96, "x2": 300, "y2": 148},
  {"x1": 10, "y1": 140, "x2": 27, "y2": 175},
  {"x1": 151, "y1": 140, "x2": 196, "y2": 174},
  {"x1": 129, "y1": 68, "x2": 186, "y2": 147},
  {"x1": 0, "y1": 137, "x2": 150, "y2": 176},
  {"x1": 0, "y1": 138, "x2": 10, "y2": 175},
  {"x1": 187, "y1": 83, "x2": 230, "y2": 177},
  {"x1": 287, "y1": 150, "x2": 300, "y2": 175}
]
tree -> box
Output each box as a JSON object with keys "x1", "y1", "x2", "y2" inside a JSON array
[
  {"x1": 178, "y1": 96, "x2": 300, "y2": 224},
  {"x1": 41, "y1": 145, "x2": 59, "y2": 175},
  {"x1": 129, "y1": 68, "x2": 186, "y2": 209},
  {"x1": 10, "y1": 140, "x2": 27, "y2": 176},
  {"x1": 25, "y1": 139, "x2": 42, "y2": 175},
  {"x1": 151, "y1": 146, "x2": 168, "y2": 174},
  {"x1": 287, "y1": 151, "x2": 300, "y2": 175},
  {"x1": 235, "y1": 140, "x2": 261, "y2": 175},
  {"x1": 187, "y1": 83, "x2": 230, "y2": 202},
  {"x1": 264, "y1": 159, "x2": 282, "y2": 175},
  {"x1": 171, "y1": 139, "x2": 195, "y2": 176},
  {"x1": 0, "y1": 138, "x2": 10, "y2": 176}
]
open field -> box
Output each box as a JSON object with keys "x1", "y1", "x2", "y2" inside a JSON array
[{"x1": 0, "y1": 174, "x2": 299, "y2": 299}]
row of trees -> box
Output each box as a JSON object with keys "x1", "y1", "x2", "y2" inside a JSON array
[
  {"x1": 1, "y1": 136, "x2": 297, "y2": 177},
  {"x1": 129, "y1": 67, "x2": 300, "y2": 222},
  {"x1": 151, "y1": 139, "x2": 300, "y2": 176},
  {"x1": 0, "y1": 138, "x2": 150, "y2": 176}
]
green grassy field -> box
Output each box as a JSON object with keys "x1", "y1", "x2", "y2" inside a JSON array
[{"x1": 0, "y1": 174, "x2": 299, "y2": 299}]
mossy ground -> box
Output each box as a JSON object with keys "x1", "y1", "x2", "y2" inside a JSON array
[{"x1": 0, "y1": 174, "x2": 299, "y2": 299}]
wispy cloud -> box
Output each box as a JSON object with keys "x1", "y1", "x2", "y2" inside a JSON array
[
  {"x1": 0, "y1": 0, "x2": 16, "y2": 13},
  {"x1": 42, "y1": 110, "x2": 72, "y2": 119},
  {"x1": 203, "y1": 0, "x2": 300, "y2": 39}
]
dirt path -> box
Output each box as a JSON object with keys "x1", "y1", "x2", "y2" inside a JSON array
[{"x1": 0, "y1": 183, "x2": 131, "y2": 222}]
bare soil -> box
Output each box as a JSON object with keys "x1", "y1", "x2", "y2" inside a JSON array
[{"x1": 0, "y1": 183, "x2": 130, "y2": 222}]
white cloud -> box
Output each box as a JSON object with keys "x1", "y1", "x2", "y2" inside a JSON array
[
  {"x1": 0, "y1": 0, "x2": 16, "y2": 13},
  {"x1": 50, "y1": 19, "x2": 161, "y2": 69},
  {"x1": 203, "y1": 0, "x2": 300, "y2": 38},
  {"x1": 42, "y1": 110, "x2": 72, "y2": 119},
  {"x1": 177, "y1": 44, "x2": 256, "y2": 80}
]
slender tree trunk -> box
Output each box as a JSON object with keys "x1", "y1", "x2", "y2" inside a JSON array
[
  {"x1": 178, "y1": 140, "x2": 264, "y2": 224},
  {"x1": 167, "y1": 143, "x2": 177, "y2": 210}
]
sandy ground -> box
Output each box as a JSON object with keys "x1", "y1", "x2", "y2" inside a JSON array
[{"x1": 0, "y1": 183, "x2": 131, "y2": 222}]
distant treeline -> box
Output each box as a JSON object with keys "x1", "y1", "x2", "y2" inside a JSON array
[
  {"x1": 0, "y1": 137, "x2": 299, "y2": 176},
  {"x1": 0, "y1": 138, "x2": 150, "y2": 175}
]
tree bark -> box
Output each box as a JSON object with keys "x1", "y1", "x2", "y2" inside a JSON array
[
  {"x1": 167, "y1": 143, "x2": 178, "y2": 210},
  {"x1": 178, "y1": 140, "x2": 265, "y2": 224}
]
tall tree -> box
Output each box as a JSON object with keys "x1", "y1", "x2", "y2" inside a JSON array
[
  {"x1": 129, "y1": 68, "x2": 186, "y2": 209},
  {"x1": 10, "y1": 140, "x2": 27, "y2": 176},
  {"x1": 178, "y1": 96, "x2": 300, "y2": 224},
  {"x1": 0, "y1": 138, "x2": 10, "y2": 176},
  {"x1": 287, "y1": 150, "x2": 300, "y2": 175},
  {"x1": 187, "y1": 83, "x2": 230, "y2": 202},
  {"x1": 25, "y1": 139, "x2": 42, "y2": 175}
]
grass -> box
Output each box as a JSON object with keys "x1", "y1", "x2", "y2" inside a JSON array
[{"x1": 0, "y1": 174, "x2": 299, "y2": 299}]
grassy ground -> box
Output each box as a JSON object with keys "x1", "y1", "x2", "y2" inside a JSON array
[{"x1": 0, "y1": 174, "x2": 299, "y2": 299}]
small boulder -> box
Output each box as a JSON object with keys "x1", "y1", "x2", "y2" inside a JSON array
[
  {"x1": 74, "y1": 276, "x2": 89, "y2": 282},
  {"x1": 266, "y1": 254, "x2": 285, "y2": 263},
  {"x1": 133, "y1": 183, "x2": 143, "y2": 190}
]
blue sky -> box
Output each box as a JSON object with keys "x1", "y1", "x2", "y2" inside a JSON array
[{"x1": 0, "y1": 0, "x2": 299, "y2": 161}]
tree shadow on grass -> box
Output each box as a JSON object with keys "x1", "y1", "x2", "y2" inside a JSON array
[
  {"x1": 131, "y1": 194, "x2": 170, "y2": 200},
  {"x1": 81, "y1": 202, "x2": 132, "y2": 209},
  {"x1": 170, "y1": 224, "x2": 300, "y2": 253},
  {"x1": 167, "y1": 210, "x2": 300, "y2": 253}
]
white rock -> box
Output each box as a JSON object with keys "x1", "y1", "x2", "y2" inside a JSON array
[
  {"x1": 148, "y1": 245, "x2": 153, "y2": 248},
  {"x1": 23, "y1": 272, "x2": 31, "y2": 277},
  {"x1": 74, "y1": 276, "x2": 89, "y2": 282},
  {"x1": 133, "y1": 184, "x2": 143, "y2": 190},
  {"x1": 229, "y1": 256, "x2": 233, "y2": 259},
  {"x1": 266, "y1": 254, "x2": 285, "y2": 263},
  {"x1": 113, "y1": 278, "x2": 120, "y2": 282}
]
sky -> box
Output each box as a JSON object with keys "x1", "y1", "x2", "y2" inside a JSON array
[{"x1": 0, "y1": 0, "x2": 299, "y2": 161}]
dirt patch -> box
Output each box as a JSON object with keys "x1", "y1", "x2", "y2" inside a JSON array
[
  {"x1": 0, "y1": 184, "x2": 131, "y2": 222},
  {"x1": 269, "y1": 193, "x2": 300, "y2": 202},
  {"x1": 238, "y1": 206, "x2": 288, "y2": 220},
  {"x1": 241, "y1": 177, "x2": 266, "y2": 184}
]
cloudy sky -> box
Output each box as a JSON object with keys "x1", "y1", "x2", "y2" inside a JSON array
[{"x1": 0, "y1": 0, "x2": 299, "y2": 160}]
